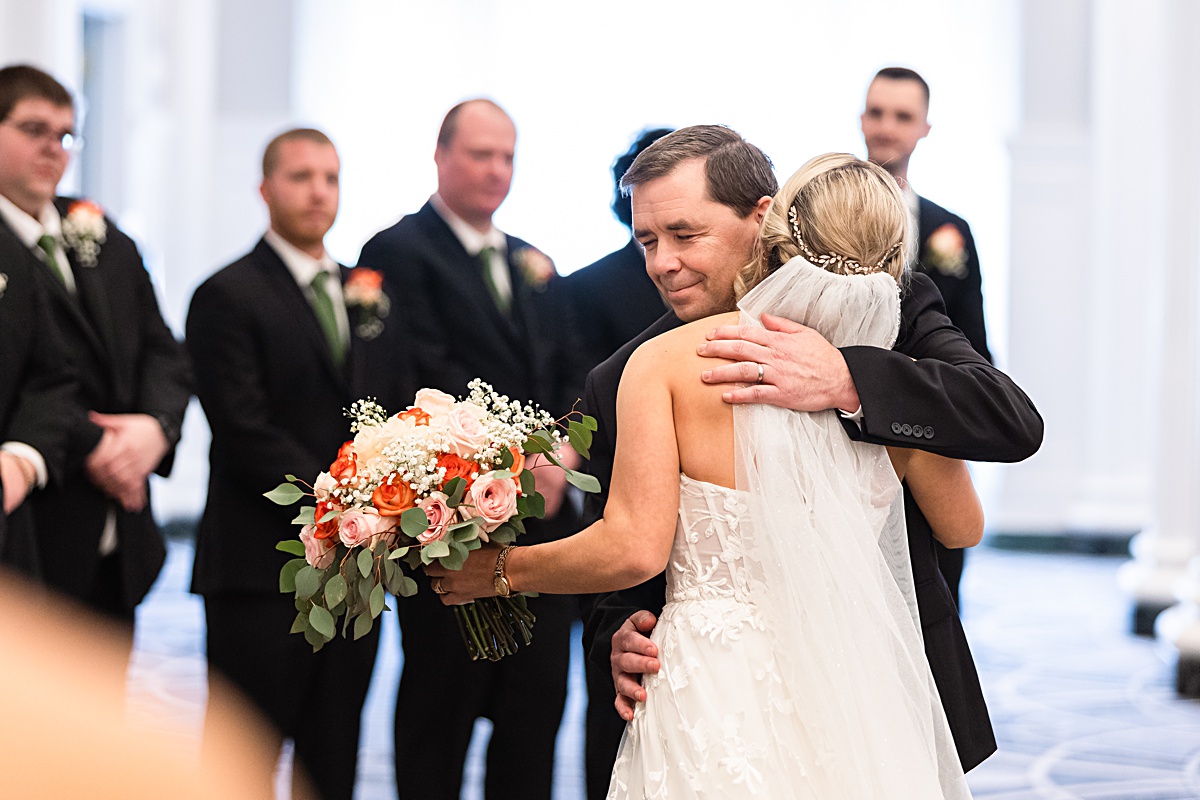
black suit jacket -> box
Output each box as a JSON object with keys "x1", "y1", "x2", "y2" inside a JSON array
[
  {"x1": 10, "y1": 198, "x2": 191, "y2": 610},
  {"x1": 582, "y1": 272, "x2": 1042, "y2": 771},
  {"x1": 0, "y1": 241, "x2": 80, "y2": 571},
  {"x1": 564, "y1": 238, "x2": 667, "y2": 372},
  {"x1": 187, "y1": 238, "x2": 420, "y2": 596},
  {"x1": 915, "y1": 196, "x2": 990, "y2": 362}
]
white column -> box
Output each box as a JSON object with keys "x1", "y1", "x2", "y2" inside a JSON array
[{"x1": 1147, "y1": 0, "x2": 1200, "y2": 695}]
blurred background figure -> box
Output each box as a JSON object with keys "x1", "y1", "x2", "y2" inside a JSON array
[
  {"x1": 861, "y1": 66, "x2": 990, "y2": 609},
  {"x1": 565, "y1": 128, "x2": 673, "y2": 374},
  {"x1": 0, "y1": 63, "x2": 191, "y2": 637},
  {"x1": 187, "y1": 128, "x2": 417, "y2": 800},
  {"x1": 358, "y1": 98, "x2": 588, "y2": 800}
]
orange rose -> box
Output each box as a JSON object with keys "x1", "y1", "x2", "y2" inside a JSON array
[
  {"x1": 314, "y1": 501, "x2": 339, "y2": 540},
  {"x1": 437, "y1": 453, "x2": 477, "y2": 490},
  {"x1": 345, "y1": 267, "x2": 383, "y2": 292},
  {"x1": 373, "y1": 474, "x2": 417, "y2": 516},
  {"x1": 337, "y1": 440, "x2": 355, "y2": 460},
  {"x1": 396, "y1": 407, "x2": 431, "y2": 426},
  {"x1": 508, "y1": 447, "x2": 525, "y2": 487},
  {"x1": 330, "y1": 451, "x2": 358, "y2": 483}
]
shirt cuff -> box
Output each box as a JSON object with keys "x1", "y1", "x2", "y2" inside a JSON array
[
  {"x1": 1, "y1": 442, "x2": 48, "y2": 488},
  {"x1": 837, "y1": 406, "x2": 864, "y2": 429}
]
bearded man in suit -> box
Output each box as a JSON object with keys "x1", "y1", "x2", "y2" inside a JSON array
[
  {"x1": 358, "y1": 98, "x2": 587, "y2": 800},
  {"x1": 581, "y1": 126, "x2": 1043, "y2": 786},
  {"x1": 187, "y1": 128, "x2": 417, "y2": 800},
  {"x1": 0, "y1": 64, "x2": 190, "y2": 625},
  {"x1": 861, "y1": 66, "x2": 991, "y2": 607}
]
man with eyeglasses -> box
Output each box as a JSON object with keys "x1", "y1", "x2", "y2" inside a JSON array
[{"x1": 0, "y1": 64, "x2": 190, "y2": 631}]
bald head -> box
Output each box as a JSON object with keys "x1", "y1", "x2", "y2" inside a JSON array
[{"x1": 434, "y1": 100, "x2": 515, "y2": 230}]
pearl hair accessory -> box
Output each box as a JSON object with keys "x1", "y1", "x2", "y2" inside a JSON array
[{"x1": 788, "y1": 206, "x2": 901, "y2": 276}]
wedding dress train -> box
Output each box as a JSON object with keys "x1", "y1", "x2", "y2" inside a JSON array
[{"x1": 607, "y1": 259, "x2": 971, "y2": 799}]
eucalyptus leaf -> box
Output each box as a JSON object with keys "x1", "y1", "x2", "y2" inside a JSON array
[
  {"x1": 324, "y1": 573, "x2": 348, "y2": 607},
  {"x1": 528, "y1": 491, "x2": 546, "y2": 519},
  {"x1": 442, "y1": 542, "x2": 467, "y2": 571},
  {"x1": 445, "y1": 477, "x2": 467, "y2": 507},
  {"x1": 304, "y1": 624, "x2": 327, "y2": 650},
  {"x1": 290, "y1": 611, "x2": 309, "y2": 634},
  {"x1": 424, "y1": 539, "x2": 450, "y2": 559},
  {"x1": 567, "y1": 425, "x2": 591, "y2": 459},
  {"x1": 451, "y1": 524, "x2": 479, "y2": 543},
  {"x1": 318, "y1": 509, "x2": 339, "y2": 524},
  {"x1": 353, "y1": 611, "x2": 374, "y2": 640},
  {"x1": 499, "y1": 447, "x2": 514, "y2": 469},
  {"x1": 490, "y1": 525, "x2": 517, "y2": 545},
  {"x1": 397, "y1": 575, "x2": 418, "y2": 597},
  {"x1": 580, "y1": 414, "x2": 597, "y2": 432},
  {"x1": 388, "y1": 546, "x2": 410, "y2": 560},
  {"x1": 490, "y1": 469, "x2": 515, "y2": 481},
  {"x1": 357, "y1": 548, "x2": 373, "y2": 579},
  {"x1": 290, "y1": 506, "x2": 316, "y2": 526},
  {"x1": 566, "y1": 469, "x2": 601, "y2": 493},
  {"x1": 465, "y1": 538, "x2": 482, "y2": 552},
  {"x1": 285, "y1": 474, "x2": 298, "y2": 482},
  {"x1": 522, "y1": 434, "x2": 553, "y2": 455},
  {"x1": 369, "y1": 583, "x2": 386, "y2": 618},
  {"x1": 279, "y1": 558, "x2": 306, "y2": 593},
  {"x1": 276, "y1": 539, "x2": 306, "y2": 557},
  {"x1": 295, "y1": 566, "x2": 322, "y2": 600},
  {"x1": 400, "y1": 507, "x2": 430, "y2": 538},
  {"x1": 309, "y1": 606, "x2": 336, "y2": 639},
  {"x1": 264, "y1": 482, "x2": 305, "y2": 506},
  {"x1": 519, "y1": 469, "x2": 535, "y2": 496}
]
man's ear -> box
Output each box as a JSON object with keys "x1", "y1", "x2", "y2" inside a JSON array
[
  {"x1": 258, "y1": 181, "x2": 269, "y2": 205},
  {"x1": 752, "y1": 195, "x2": 772, "y2": 224}
]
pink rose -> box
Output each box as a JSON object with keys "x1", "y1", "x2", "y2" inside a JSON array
[
  {"x1": 468, "y1": 473, "x2": 518, "y2": 532},
  {"x1": 417, "y1": 492, "x2": 454, "y2": 545},
  {"x1": 446, "y1": 403, "x2": 489, "y2": 457},
  {"x1": 339, "y1": 508, "x2": 387, "y2": 548},
  {"x1": 300, "y1": 525, "x2": 336, "y2": 569}
]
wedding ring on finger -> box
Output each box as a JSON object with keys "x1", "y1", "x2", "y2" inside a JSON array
[
  {"x1": 432, "y1": 578, "x2": 447, "y2": 595},
  {"x1": 754, "y1": 363, "x2": 765, "y2": 385}
]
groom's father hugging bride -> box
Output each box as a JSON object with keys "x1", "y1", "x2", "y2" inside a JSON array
[{"x1": 580, "y1": 126, "x2": 1043, "y2": 795}]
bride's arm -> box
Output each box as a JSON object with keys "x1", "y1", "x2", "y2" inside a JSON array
[
  {"x1": 899, "y1": 450, "x2": 984, "y2": 549},
  {"x1": 429, "y1": 341, "x2": 683, "y2": 600}
]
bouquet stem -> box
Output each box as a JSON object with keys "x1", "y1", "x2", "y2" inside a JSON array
[{"x1": 454, "y1": 597, "x2": 536, "y2": 661}]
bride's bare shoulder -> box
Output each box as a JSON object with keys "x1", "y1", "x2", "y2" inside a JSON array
[{"x1": 630, "y1": 311, "x2": 741, "y2": 362}]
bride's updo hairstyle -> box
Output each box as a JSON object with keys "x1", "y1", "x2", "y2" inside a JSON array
[{"x1": 735, "y1": 153, "x2": 912, "y2": 300}]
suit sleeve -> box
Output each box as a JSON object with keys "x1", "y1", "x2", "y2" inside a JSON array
[
  {"x1": 186, "y1": 279, "x2": 327, "y2": 488},
  {"x1": 129, "y1": 246, "x2": 193, "y2": 477},
  {"x1": 840, "y1": 272, "x2": 1042, "y2": 462},
  {"x1": 5, "y1": 280, "x2": 83, "y2": 485}
]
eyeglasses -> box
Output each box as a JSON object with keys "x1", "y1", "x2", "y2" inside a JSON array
[{"x1": 1, "y1": 119, "x2": 81, "y2": 152}]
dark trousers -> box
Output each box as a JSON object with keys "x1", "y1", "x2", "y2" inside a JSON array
[
  {"x1": 935, "y1": 541, "x2": 966, "y2": 611},
  {"x1": 584, "y1": 656, "x2": 627, "y2": 800},
  {"x1": 205, "y1": 594, "x2": 379, "y2": 800},
  {"x1": 394, "y1": 573, "x2": 574, "y2": 800}
]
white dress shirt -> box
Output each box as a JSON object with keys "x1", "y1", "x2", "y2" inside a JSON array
[{"x1": 264, "y1": 229, "x2": 350, "y2": 346}]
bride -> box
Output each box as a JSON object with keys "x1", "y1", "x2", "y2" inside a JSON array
[{"x1": 430, "y1": 153, "x2": 977, "y2": 798}]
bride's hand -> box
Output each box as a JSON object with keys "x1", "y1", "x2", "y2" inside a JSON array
[
  {"x1": 424, "y1": 541, "x2": 504, "y2": 605},
  {"x1": 612, "y1": 610, "x2": 661, "y2": 721}
]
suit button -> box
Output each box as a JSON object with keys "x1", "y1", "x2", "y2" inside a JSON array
[
  {"x1": 912, "y1": 425, "x2": 924, "y2": 439},
  {"x1": 891, "y1": 422, "x2": 902, "y2": 434},
  {"x1": 901, "y1": 424, "x2": 913, "y2": 436},
  {"x1": 923, "y1": 426, "x2": 935, "y2": 438}
]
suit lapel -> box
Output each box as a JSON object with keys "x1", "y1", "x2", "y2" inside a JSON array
[
  {"x1": 419, "y1": 205, "x2": 522, "y2": 346},
  {"x1": 342, "y1": 264, "x2": 368, "y2": 397},
  {"x1": 0, "y1": 213, "x2": 107, "y2": 360},
  {"x1": 254, "y1": 239, "x2": 349, "y2": 393},
  {"x1": 64, "y1": 243, "x2": 118, "y2": 362}
]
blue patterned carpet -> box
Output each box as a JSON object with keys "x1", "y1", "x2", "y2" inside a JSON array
[{"x1": 127, "y1": 540, "x2": 1200, "y2": 799}]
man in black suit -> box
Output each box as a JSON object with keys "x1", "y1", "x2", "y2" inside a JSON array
[
  {"x1": 358, "y1": 98, "x2": 587, "y2": 800},
  {"x1": 0, "y1": 65, "x2": 190, "y2": 625},
  {"x1": 565, "y1": 128, "x2": 672, "y2": 372},
  {"x1": 0, "y1": 247, "x2": 78, "y2": 575},
  {"x1": 188, "y1": 128, "x2": 415, "y2": 800},
  {"x1": 861, "y1": 66, "x2": 991, "y2": 606},
  {"x1": 583, "y1": 126, "x2": 1042, "y2": 782}
]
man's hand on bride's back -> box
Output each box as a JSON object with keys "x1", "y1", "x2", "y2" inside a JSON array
[
  {"x1": 612, "y1": 610, "x2": 660, "y2": 721},
  {"x1": 697, "y1": 313, "x2": 861, "y2": 413}
]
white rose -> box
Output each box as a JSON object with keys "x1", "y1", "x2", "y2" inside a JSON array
[
  {"x1": 413, "y1": 388, "x2": 456, "y2": 421},
  {"x1": 313, "y1": 472, "x2": 337, "y2": 502},
  {"x1": 446, "y1": 404, "x2": 489, "y2": 457}
]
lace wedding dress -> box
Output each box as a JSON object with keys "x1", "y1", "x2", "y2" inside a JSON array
[{"x1": 607, "y1": 258, "x2": 972, "y2": 799}]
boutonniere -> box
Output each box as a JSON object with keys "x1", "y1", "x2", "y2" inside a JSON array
[
  {"x1": 923, "y1": 223, "x2": 968, "y2": 279},
  {"x1": 61, "y1": 199, "x2": 108, "y2": 268},
  {"x1": 344, "y1": 267, "x2": 390, "y2": 340},
  {"x1": 512, "y1": 246, "x2": 556, "y2": 292},
  {"x1": 0, "y1": 272, "x2": 7, "y2": 301}
]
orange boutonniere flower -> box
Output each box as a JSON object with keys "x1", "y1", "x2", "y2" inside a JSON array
[{"x1": 924, "y1": 223, "x2": 968, "y2": 279}]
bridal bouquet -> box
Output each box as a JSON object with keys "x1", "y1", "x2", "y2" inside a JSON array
[{"x1": 267, "y1": 380, "x2": 598, "y2": 661}]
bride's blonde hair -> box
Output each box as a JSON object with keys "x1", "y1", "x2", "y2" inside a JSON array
[{"x1": 735, "y1": 153, "x2": 913, "y2": 301}]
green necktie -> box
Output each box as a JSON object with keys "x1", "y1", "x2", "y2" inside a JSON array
[
  {"x1": 309, "y1": 271, "x2": 346, "y2": 367},
  {"x1": 36, "y1": 233, "x2": 69, "y2": 289},
  {"x1": 478, "y1": 246, "x2": 510, "y2": 315}
]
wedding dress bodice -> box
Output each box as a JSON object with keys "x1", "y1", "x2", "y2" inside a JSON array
[{"x1": 664, "y1": 474, "x2": 753, "y2": 606}]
